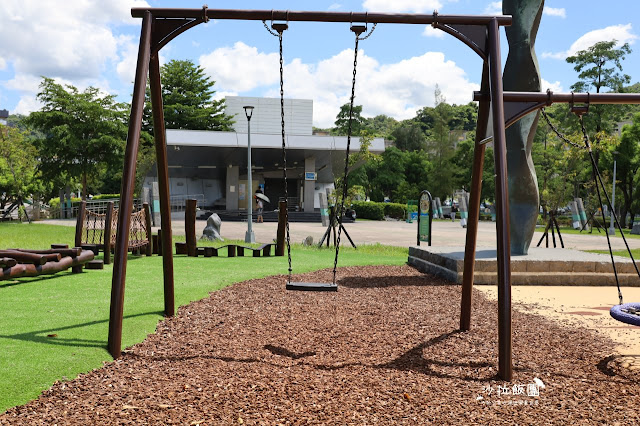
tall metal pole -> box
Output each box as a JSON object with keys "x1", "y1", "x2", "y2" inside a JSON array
[
  {"x1": 244, "y1": 106, "x2": 255, "y2": 243},
  {"x1": 609, "y1": 153, "x2": 618, "y2": 235},
  {"x1": 488, "y1": 18, "x2": 513, "y2": 381}
]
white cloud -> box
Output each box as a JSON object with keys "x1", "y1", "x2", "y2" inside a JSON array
[
  {"x1": 14, "y1": 95, "x2": 42, "y2": 115},
  {"x1": 0, "y1": 1, "x2": 150, "y2": 86},
  {"x1": 541, "y1": 79, "x2": 563, "y2": 93},
  {"x1": 268, "y1": 49, "x2": 477, "y2": 127},
  {"x1": 328, "y1": 3, "x2": 342, "y2": 11},
  {"x1": 363, "y1": 0, "x2": 442, "y2": 13},
  {"x1": 543, "y1": 24, "x2": 638, "y2": 59},
  {"x1": 543, "y1": 7, "x2": 566, "y2": 18},
  {"x1": 423, "y1": 25, "x2": 445, "y2": 39},
  {"x1": 483, "y1": 1, "x2": 502, "y2": 15},
  {"x1": 0, "y1": 57, "x2": 6, "y2": 71},
  {"x1": 199, "y1": 42, "x2": 280, "y2": 92},
  {"x1": 200, "y1": 41, "x2": 478, "y2": 127},
  {"x1": 115, "y1": 36, "x2": 140, "y2": 85}
]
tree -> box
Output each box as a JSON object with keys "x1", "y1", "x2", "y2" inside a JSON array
[
  {"x1": 567, "y1": 41, "x2": 632, "y2": 160},
  {"x1": 613, "y1": 114, "x2": 640, "y2": 227},
  {"x1": 144, "y1": 59, "x2": 234, "y2": 132},
  {"x1": 391, "y1": 121, "x2": 426, "y2": 151},
  {"x1": 28, "y1": 78, "x2": 128, "y2": 199},
  {"x1": 363, "y1": 114, "x2": 398, "y2": 137},
  {"x1": 334, "y1": 104, "x2": 364, "y2": 136},
  {"x1": 0, "y1": 124, "x2": 45, "y2": 207},
  {"x1": 392, "y1": 150, "x2": 432, "y2": 203},
  {"x1": 425, "y1": 87, "x2": 456, "y2": 200},
  {"x1": 369, "y1": 146, "x2": 406, "y2": 201},
  {"x1": 450, "y1": 136, "x2": 495, "y2": 204}
]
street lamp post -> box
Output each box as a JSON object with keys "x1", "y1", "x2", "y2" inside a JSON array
[
  {"x1": 244, "y1": 105, "x2": 256, "y2": 243},
  {"x1": 609, "y1": 150, "x2": 618, "y2": 235}
]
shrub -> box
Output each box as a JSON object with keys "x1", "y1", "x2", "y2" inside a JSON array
[
  {"x1": 48, "y1": 197, "x2": 82, "y2": 209},
  {"x1": 352, "y1": 201, "x2": 384, "y2": 220},
  {"x1": 383, "y1": 202, "x2": 406, "y2": 219},
  {"x1": 92, "y1": 194, "x2": 120, "y2": 200}
]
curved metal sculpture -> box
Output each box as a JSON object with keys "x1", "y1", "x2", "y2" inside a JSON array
[{"x1": 503, "y1": 0, "x2": 544, "y2": 255}]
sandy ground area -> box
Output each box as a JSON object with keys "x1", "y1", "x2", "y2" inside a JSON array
[{"x1": 38, "y1": 218, "x2": 640, "y2": 360}]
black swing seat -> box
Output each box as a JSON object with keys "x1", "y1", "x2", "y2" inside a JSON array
[{"x1": 286, "y1": 282, "x2": 338, "y2": 292}]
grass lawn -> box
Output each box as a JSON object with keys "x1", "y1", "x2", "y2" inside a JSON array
[
  {"x1": 549, "y1": 225, "x2": 640, "y2": 239},
  {"x1": 0, "y1": 222, "x2": 408, "y2": 413}
]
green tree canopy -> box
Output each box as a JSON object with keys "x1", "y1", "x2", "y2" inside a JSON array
[
  {"x1": 145, "y1": 59, "x2": 234, "y2": 132},
  {"x1": 0, "y1": 124, "x2": 45, "y2": 203},
  {"x1": 391, "y1": 121, "x2": 426, "y2": 151},
  {"x1": 334, "y1": 104, "x2": 364, "y2": 136},
  {"x1": 27, "y1": 78, "x2": 129, "y2": 199},
  {"x1": 362, "y1": 114, "x2": 398, "y2": 137},
  {"x1": 613, "y1": 113, "x2": 640, "y2": 226},
  {"x1": 566, "y1": 41, "x2": 632, "y2": 144}
]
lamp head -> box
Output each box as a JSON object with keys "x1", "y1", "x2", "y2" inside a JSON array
[{"x1": 243, "y1": 105, "x2": 254, "y2": 120}]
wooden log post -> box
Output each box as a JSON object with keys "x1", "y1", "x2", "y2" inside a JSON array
[
  {"x1": 185, "y1": 199, "x2": 197, "y2": 257},
  {"x1": 104, "y1": 202, "x2": 114, "y2": 265},
  {"x1": 143, "y1": 203, "x2": 153, "y2": 256},
  {"x1": 276, "y1": 200, "x2": 287, "y2": 256},
  {"x1": 75, "y1": 201, "x2": 87, "y2": 248}
]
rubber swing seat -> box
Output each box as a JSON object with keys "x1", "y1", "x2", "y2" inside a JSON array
[
  {"x1": 286, "y1": 282, "x2": 338, "y2": 292},
  {"x1": 610, "y1": 303, "x2": 640, "y2": 326}
]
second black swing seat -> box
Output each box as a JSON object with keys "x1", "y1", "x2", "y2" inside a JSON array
[{"x1": 286, "y1": 282, "x2": 338, "y2": 292}]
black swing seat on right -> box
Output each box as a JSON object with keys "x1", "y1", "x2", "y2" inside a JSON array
[{"x1": 286, "y1": 282, "x2": 338, "y2": 292}]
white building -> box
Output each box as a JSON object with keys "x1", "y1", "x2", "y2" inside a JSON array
[{"x1": 144, "y1": 96, "x2": 385, "y2": 213}]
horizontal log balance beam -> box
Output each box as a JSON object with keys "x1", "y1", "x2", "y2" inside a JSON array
[
  {"x1": 0, "y1": 257, "x2": 18, "y2": 268},
  {"x1": 130, "y1": 7, "x2": 512, "y2": 26},
  {"x1": 8, "y1": 248, "x2": 82, "y2": 258},
  {"x1": 0, "y1": 250, "x2": 95, "y2": 281}
]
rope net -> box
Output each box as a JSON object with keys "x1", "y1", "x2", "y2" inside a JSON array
[{"x1": 81, "y1": 207, "x2": 149, "y2": 249}]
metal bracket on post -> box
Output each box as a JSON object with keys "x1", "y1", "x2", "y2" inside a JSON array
[{"x1": 431, "y1": 11, "x2": 488, "y2": 60}]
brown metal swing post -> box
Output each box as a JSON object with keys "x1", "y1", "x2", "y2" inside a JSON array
[
  {"x1": 487, "y1": 18, "x2": 513, "y2": 381},
  {"x1": 149, "y1": 51, "x2": 175, "y2": 318},
  {"x1": 108, "y1": 11, "x2": 153, "y2": 358},
  {"x1": 113, "y1": 6, "x2": 517, "y2": 374},
  {"x1": 460, "y1": 64, "x2": 490, "y2": 332}
]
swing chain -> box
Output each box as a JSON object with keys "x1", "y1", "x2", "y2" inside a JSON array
[
  {"x1": 263, "y1": 20, "x2": 280, "y2": 37},
  {"x1": 540, "y1": 107, "x2": 585, "y2": 150},
  {"x1": 274, "y1": 26, "x2": 293, "y2": 284},
  {"x1": 358, "y1": 23, "x2": 377, "y2": 40},
  {"x1": 333, "y1": 26, "x2": 367, "y2": 285},
  {"x1": 576, "y1": 114, "x2": 625, "y2": 305}
]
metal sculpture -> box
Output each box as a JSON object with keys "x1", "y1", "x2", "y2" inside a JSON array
[{"x1": 503, "y1": 0, "x2": 544, "y2": 255}]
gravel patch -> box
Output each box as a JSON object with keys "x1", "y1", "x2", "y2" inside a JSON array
[{"x1": 1, "y1": 265, "x2": 639, "y2": 424}]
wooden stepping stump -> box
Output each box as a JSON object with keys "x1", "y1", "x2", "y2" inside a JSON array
[
  {"x1": 175, "y1": 242, "x2": 188, "y2": 255},
  {"x1": 86, "y1": 259, "x2": 104, "y2": 270}
]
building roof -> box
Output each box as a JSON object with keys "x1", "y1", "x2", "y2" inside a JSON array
[{"x1": 162, "y1": 129, "x2": 385, "y2": 182}]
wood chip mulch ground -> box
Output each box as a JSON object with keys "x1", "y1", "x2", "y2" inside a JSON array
[{"x1": 2, "y1": 265, "x2": 640, "y2": 425}]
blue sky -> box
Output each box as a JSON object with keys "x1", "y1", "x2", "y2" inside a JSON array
[{"x1": 1, "y1": 0, "x2": 639, "y2": 127}]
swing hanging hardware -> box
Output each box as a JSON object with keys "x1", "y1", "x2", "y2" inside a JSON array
[
  {"x1": 263, "y1": 11, "x2": 289, "y2": 37},
  {"x1": 570, "y1": 91, "x2": 590, "y2": 116},
  {"x1": 350, "y1": 12, "x2": 377, "y2": 40}
]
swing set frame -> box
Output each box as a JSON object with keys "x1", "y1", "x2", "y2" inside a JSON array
[{"x1": 110, "y1": 6, "x2": 640, "y2": 381}]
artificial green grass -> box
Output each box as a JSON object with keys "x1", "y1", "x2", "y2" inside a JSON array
[
  {"x1": 547, "y1": 225, "x2": 640, "y2": 239},
  {"x1": 0, "y1": 222, "x2": 407, "y2": 413}
]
